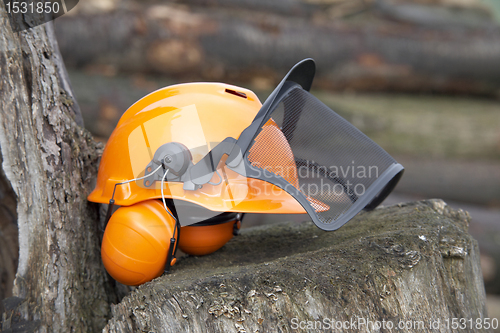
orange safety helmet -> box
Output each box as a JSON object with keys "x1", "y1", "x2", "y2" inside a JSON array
[
  {"x1": 88, "y1": 82, "x2": 305, "y2": 214},
  {"x1": 89, "y1": 59, "x2": 404, "y2": 286}
]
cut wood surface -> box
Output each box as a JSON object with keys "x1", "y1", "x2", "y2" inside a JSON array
[{"x1": 105, "y1": 200, "x2": 489, "y2": 333}]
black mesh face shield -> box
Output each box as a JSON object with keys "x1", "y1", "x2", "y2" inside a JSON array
[
  {"x1": 141, "y1": 59, "x2": 403, "y2": 230},
  {"x1": 224, "y1": 59, "x2": 404, "y2": 230}
]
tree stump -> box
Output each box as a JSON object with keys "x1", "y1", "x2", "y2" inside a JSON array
[{"x1": 105, "y1": 200, "x2": 489, "y2": 333}]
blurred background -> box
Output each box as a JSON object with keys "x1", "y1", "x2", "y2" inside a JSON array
[{"x1": 53, "y1": 0, "x2": 500, "y2": 325}]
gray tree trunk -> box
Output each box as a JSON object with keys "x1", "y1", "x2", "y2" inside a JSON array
[
  {"x1": 0, "y1": 4, "x2": 116, "y2": 332},
  {"x1": 105, "y1": 200, "x2": 490, "y2": 333}
]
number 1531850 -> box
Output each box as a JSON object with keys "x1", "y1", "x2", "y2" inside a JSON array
[{"x1": 5, "y1": 1, "x2": 60, "y2": 14}]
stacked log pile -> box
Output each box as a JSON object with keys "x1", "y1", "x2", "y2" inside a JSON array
[{"x1": 54, "y1": 0, "x2": 500, "y2": 95}]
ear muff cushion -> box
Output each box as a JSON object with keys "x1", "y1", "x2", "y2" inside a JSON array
[
  {"x1": 178, "y1": 220, "x2": 235, "y2": 256},
  {"x1": 101, "y1": 200, "x2": 176, "y2": 286}
]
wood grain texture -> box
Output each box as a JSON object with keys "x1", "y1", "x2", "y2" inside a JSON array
[
  {"x1": 105, "y1": 200, "x2": 489, "y2": 333},
  {"x1": 0, "y1": 3, "x2": 116, "y2": 332}
]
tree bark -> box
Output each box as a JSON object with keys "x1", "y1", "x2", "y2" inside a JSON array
[
  {"x1": 0, "y1": 4, "x2": 116, "y2": 332},
  {"x1": 104, "y1": 200, "x2": 489, "y2": 333},
  {"x1": 53, "y1": 0, "x2": 500, "y2": 95}
]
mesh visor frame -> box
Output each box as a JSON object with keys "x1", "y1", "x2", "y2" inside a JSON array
[{"x1": 228, "y1": 81, "x2": 404, "y2": 231}]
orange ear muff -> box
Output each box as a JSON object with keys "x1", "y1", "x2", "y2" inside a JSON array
[
  {"x1": 178, "y1": 220, "x2": 237, "y2": 256},
  {"x1": 101, "y1": 200, "x2": 177, "y2": 286}
]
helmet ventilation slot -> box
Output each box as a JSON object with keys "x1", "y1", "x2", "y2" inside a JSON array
[{"x1": 225, "y1": 89, "x2": 247, "y2": 99}]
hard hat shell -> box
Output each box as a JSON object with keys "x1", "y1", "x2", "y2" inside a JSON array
[{"x1": 88, "y1": 82, "x2": 306, "y2": 215}]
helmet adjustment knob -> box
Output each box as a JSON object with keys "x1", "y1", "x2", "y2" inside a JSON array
[{"x1": 143, "y1": 142, "x2": 194, "y2": 187}]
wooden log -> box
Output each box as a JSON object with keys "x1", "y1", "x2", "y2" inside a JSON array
[
  {"x1": 53, "y1": 1, "x2": 500, "y2": 95},
  {"x1": 104, "y1": 200, "x2": 490, "y2": 333},
  {"x1": 0, "y1": 5, "x2": 116, "y2": 332}
]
